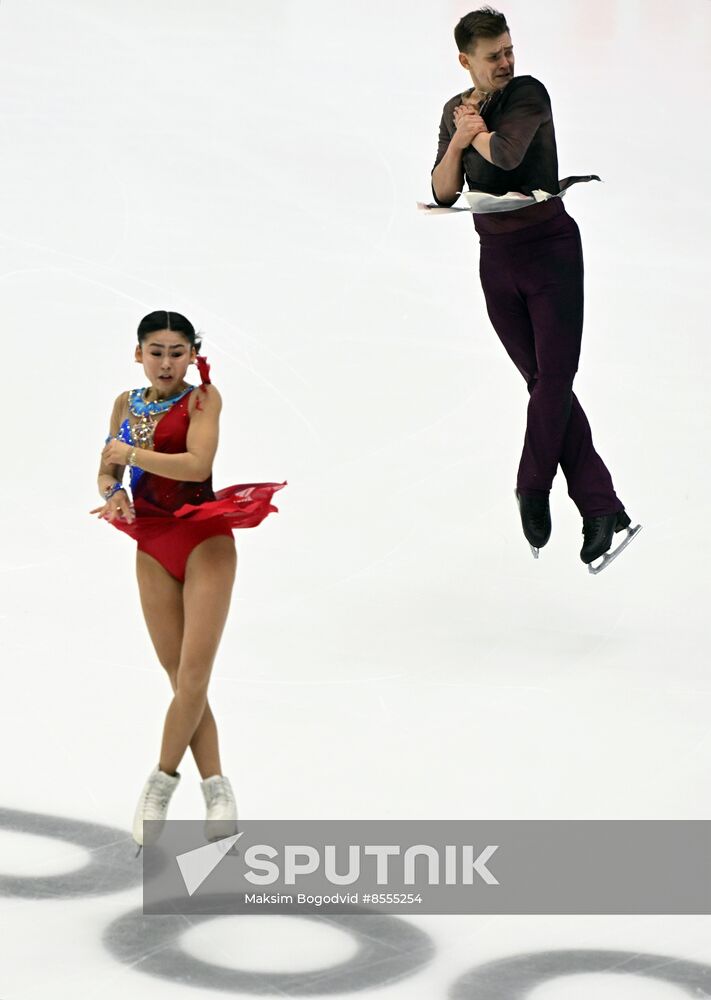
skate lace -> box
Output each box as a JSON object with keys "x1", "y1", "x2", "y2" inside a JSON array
[
  {"x1": 527, "y1": 498, "x2": 549, "y2": 530},
  {"x1": 204, "y1": 779, "x2": 234, "y2": 810},
  {"x1": 582, "y1": 516, "x2": 605, "y2": 542},
  {"x1": 145, "y1": 785, "x2": 170, "y2": 810}
]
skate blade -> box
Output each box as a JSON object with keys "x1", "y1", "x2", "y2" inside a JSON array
[
  {"x1": 529, "y1": 544, "x2": 539, "y2": 559},
  {"x1": 134, "y1": 843, "x2": 143, "y2": 858},
  {"x1": 588, "y1": 524, "x2": 642, "y2": 575}
]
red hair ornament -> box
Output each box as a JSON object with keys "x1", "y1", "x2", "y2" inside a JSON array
[{"x1": 195, "y1": 354, "x2": 211, "y2": 409}]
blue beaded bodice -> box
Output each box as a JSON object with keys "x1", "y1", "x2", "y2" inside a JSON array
[
  {"x1": 127, "y1": 384, "x2": 193, "y2": 418},
  {"x1": 105, "y1": 385, "x2": 194, "y2": 493}
]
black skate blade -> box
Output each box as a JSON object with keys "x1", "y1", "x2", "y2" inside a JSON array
[
  {"x1": 134, "y1": 843, "x2": 143, "y2": 859},
  {"x1": 588, "y1": 524, "x2": 642, "y2": 575}
]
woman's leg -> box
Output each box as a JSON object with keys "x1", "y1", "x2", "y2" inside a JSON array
[
  {"x1": 135, "y1": 548, "x2": 222, "y2": 777},
  {"x1": 157, "y1": 534, "x2": 237, "y2": 776}
]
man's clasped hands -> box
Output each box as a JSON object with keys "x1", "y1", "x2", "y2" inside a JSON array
[{"x1": 452, "y1": 100, "x2": 488, "y2": 150}]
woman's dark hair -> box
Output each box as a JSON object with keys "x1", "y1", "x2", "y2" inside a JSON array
[
  {"x1": 454, "y1": 7, "x2": 509, "y2": 53},
  {"x1": 137, "y1": 310, "x2": 202, "y2": 353}
]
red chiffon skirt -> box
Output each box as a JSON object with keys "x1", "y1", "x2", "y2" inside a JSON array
[{"x1": 108, "y1": 481, "x2": 286, "y2": 583}]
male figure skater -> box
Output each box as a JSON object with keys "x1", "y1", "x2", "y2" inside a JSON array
[{"x1": 431, "y1": 7, "x2": 640, "y2": 571}]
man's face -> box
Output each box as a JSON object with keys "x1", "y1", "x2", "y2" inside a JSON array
[{"x1": 459, "y1": 31, "x2": 514, "y2": 93}]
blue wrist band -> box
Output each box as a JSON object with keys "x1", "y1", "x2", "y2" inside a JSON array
[{"x1": 104, "y1": 482, "x2": 126, "y2": 501}]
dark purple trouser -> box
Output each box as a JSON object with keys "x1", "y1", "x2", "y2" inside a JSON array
[{"x1": 477, "y1": 201, "x2": 623, "y2": 517}]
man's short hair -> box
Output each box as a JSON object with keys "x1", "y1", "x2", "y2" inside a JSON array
[{"x1": 454, "y1": 7, "x2": 510, "y2": 53}]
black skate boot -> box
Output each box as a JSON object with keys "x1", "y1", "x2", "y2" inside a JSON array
[
  {"x1": 514, "y1": 490, "x2": 551, "y2": 559},
  {"x1": 581, "y1": 510, "x2": 642, "y2": 574}
]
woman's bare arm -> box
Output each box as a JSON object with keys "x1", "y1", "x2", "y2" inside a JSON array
[{"x1": 97, "y1": 392, "x2": 128, "y2": 497}]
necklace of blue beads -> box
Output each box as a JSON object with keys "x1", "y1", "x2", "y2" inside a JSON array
[{"x1": 127, "y1": 384, "x2": 193, "y2": 448}]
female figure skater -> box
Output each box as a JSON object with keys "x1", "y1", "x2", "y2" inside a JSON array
[{"x1": 90, "y1": 310, "x2": 285, "y2": 851}]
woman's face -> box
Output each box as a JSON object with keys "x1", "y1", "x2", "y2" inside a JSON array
[{"x1": 135, "y1": 330, "x2": 195, "y2": 395}]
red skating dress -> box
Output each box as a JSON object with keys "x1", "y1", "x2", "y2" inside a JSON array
[{"x1": 102, "y1": 359, "x2": 285, "y2": 582}]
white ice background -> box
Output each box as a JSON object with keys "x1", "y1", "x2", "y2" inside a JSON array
[{"x1": 0, "y1": 0, "x2": 710, "y2": 997}]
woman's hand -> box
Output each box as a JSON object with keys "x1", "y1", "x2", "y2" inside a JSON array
[
  {"x1": 89, "y1": 491, "x2": 135, "y2": 523},
  {"x1": 102, "y1": 438, "x2": 132, "y2": 466},
  {"x1": 452, "y1": 105, "x2": 487, "y2": 149}
]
